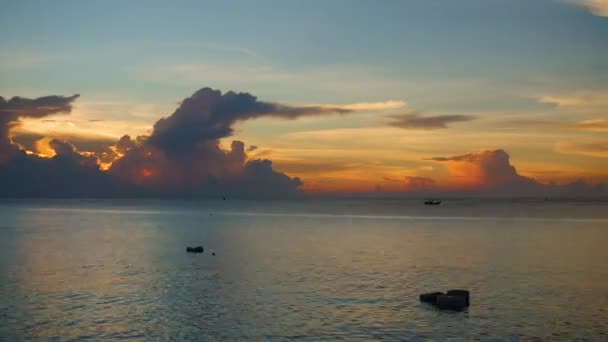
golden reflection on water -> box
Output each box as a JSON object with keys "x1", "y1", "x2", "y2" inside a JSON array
[{"x1": 1, "y1": 200, "x2": 607, "y2": 340}]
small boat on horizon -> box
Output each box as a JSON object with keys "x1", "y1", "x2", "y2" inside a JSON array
[{"x1": 424, "y1": 199, "x2": 441, "y2": 205}]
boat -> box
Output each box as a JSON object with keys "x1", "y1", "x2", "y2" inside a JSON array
[{"x1": 424, "y1": 199, "x2": 441, "y2": 205}]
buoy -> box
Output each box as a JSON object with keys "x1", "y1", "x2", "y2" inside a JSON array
[
  {"x1": 446, "y1": 289, "x2": 470, "y2": 307},
  {"x1": 419, "y1": 292, "x2": 443, "y2": 304},
  {"x1": 186, "y1": 246, "x2": 204, "y2": 253},
  {"x1": 212, "y1": 252, "x2": 216, "y2": 256},
  {"x1": 435, "y1": 294, "x2": 467, "y2": 311}
]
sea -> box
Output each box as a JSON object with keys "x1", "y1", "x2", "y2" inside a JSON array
[{"x1": 0, "y1": 198, "x2": 607, "y2": 340}]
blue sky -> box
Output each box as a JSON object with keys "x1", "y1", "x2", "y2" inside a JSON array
[{"x1": 2, "y1": 0, "x2": 607, "y2": 104}]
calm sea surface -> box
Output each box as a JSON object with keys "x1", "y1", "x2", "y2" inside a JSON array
[{"x1": 0, "y1": 198, "x2": 607, "y2": 340}]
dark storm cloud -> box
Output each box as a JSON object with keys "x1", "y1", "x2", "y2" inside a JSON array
[
  {"x1": 0, "y1": 94, "x2": 125, "y2": 197},
  {"x1": 148, "y1": 87, "x2": 350, "y2": 154},
  {"x1": 108, "y1": 87, "x2": 352, "y2": 197},
  {"x1": 0, "y1": 94, "x2": 79, "y2": 161},
  {"x1": 0, "y1": 139, "x2": 122, "y2": 197},
  {"x1": 388, "y1": 112, "x2": 474, "y2": 130},
  {"x1": 2, "y1": 88, "x2": 331, "y2": 197},
  {"x1": 11, "y1": 132, "x2": 116, "y2": 156}
]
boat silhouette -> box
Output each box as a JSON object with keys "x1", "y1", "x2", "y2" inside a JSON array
[{"x1": 424, "y1": 199, "x2": 441, "y2": 205}]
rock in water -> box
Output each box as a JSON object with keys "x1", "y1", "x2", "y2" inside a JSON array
[
  {"x1": 186, "y1": 246, "x2": 204, "y2": 253},
  {"x1": 435, "y1": 294, "x2": 467, "y2": 311},
  {"x1": 419, "y1": 292, "x2": 444, "y2": 304},
  {"x1": 446, "y1": 289, "x2": 470, "y2": 307}
]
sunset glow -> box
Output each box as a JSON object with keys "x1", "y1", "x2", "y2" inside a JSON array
[{"x1": 1, "y1": 1, "x2": 607, "y2": 198}]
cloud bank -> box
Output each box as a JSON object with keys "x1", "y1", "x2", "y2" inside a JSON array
[
  {"x1": 1, "y1": 88, "x2": 605, "y2": 198},
  {"x1": 0, "y1": 88, "x2": 362, "y2": 198}
]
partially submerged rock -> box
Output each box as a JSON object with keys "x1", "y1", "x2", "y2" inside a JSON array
[
  {"x1": 446, "y1": 289, "x2": 470, "y2": 307},
  {"x1": 419, "y1": 292, "x2": 443, "y2": 304},
  {"x1": 419, "y1": 289, "x2": 470, "y2": 311},
  {"x1": 186, "y1": 246, "x2": 204, "y2": 253},
  {"x1": 435, "y1": 294, "x2": 467, "y2": 311}
]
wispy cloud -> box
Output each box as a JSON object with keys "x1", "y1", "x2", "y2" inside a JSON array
[
  {"x1": 539, "y1": 90, "x2": 608, "y2": 114},
  {"x1": 387, "y1": 111, "x2": 475, "y2": 130},
  {"x1": 572, "y1": 119, "x2": 608, "y2": 131},
  {"x1": 323, "y1": 100, "x2": 407, "y2": 112},
  {"x1": 568, "y1": 0, "x2": 608, "y2": 17},
  {"x1": 556, "y1": 141, "x2": 608, "y2": 158}
]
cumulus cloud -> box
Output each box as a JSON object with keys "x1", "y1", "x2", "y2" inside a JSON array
[
  {"x1": 0, "y1": 138, "x2": 119, "y2": 197},
  {"x1": 3, "y1": 87, "x2": 388, "y2": 198},
  {"x1": 11, "y1": 132, "x2": 116, "y2": 161},
  {"x1": 1, "y1": 89, "x2": 605, "y2": 198},
  {"x1": 388, "y1": 111, "x2": 475, "y2": 129},
  {"x1": 428, "y1": 149, "x2": 540, "y2": 190},
  {"x1": 427, "y1": 149, "x2": 606, "y2": 196},
  {"x1": 107, "y1": 87, "x2": 376, "y2": 197},
  {"x1": 568, "y1": 0, "x2": 608, "y2": 16},
  {"x1": 146, "y1": 87, "x2": 352, "y2": 154},
  {"x1": 0, "y1": 94, "x2": 79, "y2": 160}
]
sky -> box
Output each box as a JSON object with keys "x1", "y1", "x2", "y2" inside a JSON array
[{"x1": 1, "y1": 0, "x2": 607, "y2": 197}]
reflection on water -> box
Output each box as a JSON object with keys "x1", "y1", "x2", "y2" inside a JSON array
[{"x1": 0, "y1": 199, "x2": 607, "y2": 340}]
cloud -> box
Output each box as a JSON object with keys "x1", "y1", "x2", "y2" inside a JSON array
[
  {"x1": 572, "y1": 119, "x2": 608, "y2": 132},
  {"x1": 320, "y1": 100, "x2": 406, "y2": 112},
  {"x1": 0, "y1": 138, "x2": 120, "y2": 197},
  {"x1": 403, "y1": 176, "x2": 436, "y2": 191},
  {"x1": 0, "y1": 89, "x2": 309, "y2": 198},
  {"x1": 0, "y1": 94, "x2": 79, "y2": 162},
  {"x1": 146, "y1": 87, "x2": 352, "y2": 154},
  {"x1": 538, "y1": 90, "x2": 608, "y2": 114},
  {"x1": 388, "y1": 111, "x2": 475, "y2": 129},
  {"x1": 556, "y1": 141, "x2": 608, "y2": 158},
  {"x1": 107, "y1": 87, "x2": 374, "y2": 196},
  {"x1": 568, "y1": 0, "x2": 608, "y2": 16},
  {"x1": 11, "y1": 131, "x2": 116, "y2": 156},
  {"x1": 272, "y1": 160, "x2": 353, "y2": 174},
  {"x1": 427, "y1": 149, "x2": 606, "y2": 196},
  {"x1": 5, "y1": 87, "x2": 400, "y2": 198},
  {"x1": 1, "y1": 89, "x2": 605, "y2": 198},
  {"x1": 107, "y1": 87, "x2": 354, "y2": 197},
  {"x1": 428, "y1": 149, "x2": 541, "y2": 190}
]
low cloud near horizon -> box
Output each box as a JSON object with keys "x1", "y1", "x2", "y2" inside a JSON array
[
  {"x1": 422, "y1": 149, "x2": 606, "y2": 197},
  {"x1": 0, "y1": 88, "x2": 606, "y2": 198}
]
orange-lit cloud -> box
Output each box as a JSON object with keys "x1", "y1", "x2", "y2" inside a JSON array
[
  {"x1": 2, "y1": 88, "x2": 607, "y2": 198},
  {"x1": 568, "y1": 0, "x2": 608, "y2": 17},
  {"x1": 539, "y1": 90, "x2": 608, "y2": 114},
  {"x1": 427, "y1": 149, "x2": 539, "y2": 190},
  {"x1": 556, "y1": 141, "x2": 608, "y2": 158},
  {"x1": 572, "y1": 119, "x2": 608, "y2": 132}
]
